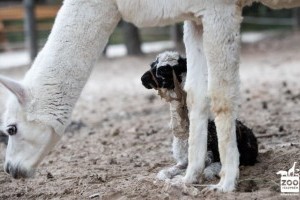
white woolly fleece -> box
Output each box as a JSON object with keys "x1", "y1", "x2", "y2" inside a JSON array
[
  {"x1": 156, "y1": 51, "x2": 181, "y2": 67},
  {"x1": 17, "y1": 0, "x2": 300, "y2": 136},
  {"x1": 21, "y1": 0, "x2": 121, "y2": 135}
]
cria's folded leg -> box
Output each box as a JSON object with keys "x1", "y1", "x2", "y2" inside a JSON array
[
  {"x1": 204, "y1": 162, "x2": 222, "y2": 181},
  {"x1": 157, "y1": 137, "x2": 188, "y2": 180},
  {"x1": 172, "y1": 136, "x2": 188, "y2": 167},
  {"x1": 183, "y1": 21, "x2": 209, "y2": 184},
  {"x1": 202, "y1": 3, "x2": 242, "y2": 192},
  {"x1": 203, "y1": 151, "x2": 221, "y2": 181}
]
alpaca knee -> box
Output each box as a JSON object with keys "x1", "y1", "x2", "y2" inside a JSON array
[
  {"x1": 185, "y1": 87, "x2": 209, "y2": 119},
  {"x1": 209, "y1": 88, "x2": 239, "y2": 142},
  {"x1": 209, "y1": 88, "x2": 239, "y2": 169},
  {"x1": 210, "y1": 88, "x2": 237, "y2": 119}
]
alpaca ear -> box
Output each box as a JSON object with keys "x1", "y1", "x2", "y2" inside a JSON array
[
  {"x1": 176, "y1": 56, "x2": 187, "y2": 74},
  {"x1": 0, "y1": 75, "x2": 27, "y2": 105}
]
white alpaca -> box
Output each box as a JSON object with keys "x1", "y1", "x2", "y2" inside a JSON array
[{"x1": 0, "y1": 0, "x2": 300, "y2": 192}]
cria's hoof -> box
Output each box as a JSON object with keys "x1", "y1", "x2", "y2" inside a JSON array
[
  {"x1": 169, "y1": 175, "x2": 186, "y2": 187},
  {"x1": 163, "y1": 176, "x2": 200, "y2": 197},
  {"x1": 182, "y1": 175, "x2": 200, "y2": 184},
  {"x1": 157, "y1": 165, "x2": 186, "y2": 181},
  {"x1": 157, "y1": 169, "x2": 171, "y2": 180}
]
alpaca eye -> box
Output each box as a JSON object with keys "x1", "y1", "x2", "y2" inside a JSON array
[{"x1": 7, "y1": 125, "x2": 17, "y2": 136}]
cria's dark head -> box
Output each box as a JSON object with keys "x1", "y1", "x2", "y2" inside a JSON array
[
  {"x1": 141, "y1": 51, "x2": 187, "y2": 90},
  {"x1": 174, "y1": 56, "x2": 187, "y2": 75},
  {"x1": 141, "y1": 70, "x2": 159, "y2": 89}
]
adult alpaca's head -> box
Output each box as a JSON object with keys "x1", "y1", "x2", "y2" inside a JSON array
[
  {"x1": 0, "y1": 0, "x2": 120, "y2": 180},
  {"x1": 0, "y1": 76, "x2": 60, "y2": 179}
]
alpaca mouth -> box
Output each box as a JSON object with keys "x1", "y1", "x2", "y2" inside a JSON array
[{"x1": 4, "y1": 162, "x2": 35, "y2": 179}]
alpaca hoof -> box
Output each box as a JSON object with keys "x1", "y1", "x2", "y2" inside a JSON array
[
  {"x1": 182, "y1": 174, "x2": 199, "y2": 184},
  {"x1": 201, "y1": 185, "x2": 218, "y2": 195},
  {"x1": 202, "y1": 183, "x2": 235, "y2": 194}
]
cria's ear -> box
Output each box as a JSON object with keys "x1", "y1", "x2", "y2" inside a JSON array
[
  {"x1": 176, "y1": 56, "x2": 187, "y2": 74},
  {"x1": 0, "y1": 75, "x2": 27, "y2": 105}
]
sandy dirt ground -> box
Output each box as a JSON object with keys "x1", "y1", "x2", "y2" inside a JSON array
[{"x1": 0, "y1": 31, "x2": 300, "y2": 200}]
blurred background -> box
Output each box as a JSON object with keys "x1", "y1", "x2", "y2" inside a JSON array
[{"x1": 0, "y1": 0, "x2": 299, "y2": 68}]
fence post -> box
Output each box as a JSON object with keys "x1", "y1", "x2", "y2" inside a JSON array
[
  {"x1": 24, "y1": 0, "x2": 38, "y2": 62},
  {"x1": 296, "y1": 8, "x2": 300, "y2": 29},
  {"x1": 122, "y1": 21, "x2": 143, "y2": 56},
  {"x1": 170, "y1": 24, "x2": 184, "y2": 54}
]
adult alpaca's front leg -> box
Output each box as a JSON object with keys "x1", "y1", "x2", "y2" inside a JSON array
[
  {"x1": 202, "y1": 3, "x2": 242, "y2": 192},
  {"x1": 183, "y1": 21, "x2": 209, "y2": 184}
]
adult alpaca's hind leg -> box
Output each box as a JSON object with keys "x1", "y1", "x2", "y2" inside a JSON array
[
  {"x1": 183, "y1": 21, "x2": 209, "y2": 184},
  {"x1": 202, "y1": 3, "x2": 242, "y2": 192}
]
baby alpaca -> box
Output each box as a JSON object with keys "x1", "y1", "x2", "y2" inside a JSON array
[{"x1": 141, "y1": 51, "x2": 258, "y2": 180}]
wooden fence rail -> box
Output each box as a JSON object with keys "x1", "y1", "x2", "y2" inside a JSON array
[{"x1": 0, "y1": 4, "x2": 60, "y2": 59}]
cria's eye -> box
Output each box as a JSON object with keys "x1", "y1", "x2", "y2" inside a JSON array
[{"x1": 7, "y1": 125, "x2": 17, "y2": 136}]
